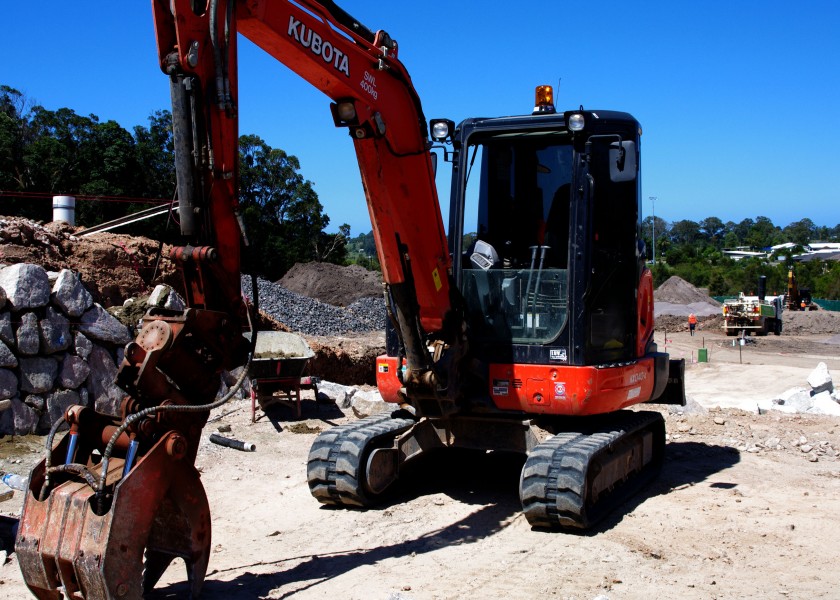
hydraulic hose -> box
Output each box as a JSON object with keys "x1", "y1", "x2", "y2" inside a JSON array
[{"x1": 96, "y1": 351, "x2": 253, "y2": 497}]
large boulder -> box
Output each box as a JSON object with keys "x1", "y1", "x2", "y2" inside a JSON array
[
  {"x1": 40, "y1": 307, "x2": 73, "y2": 354},
  {"x1": 78, "y1": 304, "x2": 132, "y2": 346},
  {"x1": 16, "y1": 311, "x2": 41, "y2": 355},
  {"x1": 18, "y1": 357, "x2": 59, "y2": 394},
  {"x1": 86, "y1": 345, "x2": 124, "y2": 416},
  {"x1": 51, "y1": 269, "x2": 94, "y2": 318},
  {"x1": 0, "y1": 263, "x2": 51, "y2": 311}
]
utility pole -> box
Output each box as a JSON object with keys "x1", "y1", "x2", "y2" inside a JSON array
[{"x1": 649, "y1": 196, "x2": 657, "y2": 265}]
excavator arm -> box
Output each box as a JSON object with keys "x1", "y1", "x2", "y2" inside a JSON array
[
  {"x1": 157, "y1": 0, "x2": 464, "y2": 404},
  {"x1": 17, "y1": 3, "x2": 465, "y2": 598}
]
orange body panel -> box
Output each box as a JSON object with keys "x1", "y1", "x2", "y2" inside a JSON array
[
  {"x1": 376, "y1": 355, "x2": 404, "y2": 404},
  {"x1": 487, "y1": 361, "x2": 656, "y2": 416},
  {"x1": 377, "y1": 355, "x2": 656, "y2": 416}
]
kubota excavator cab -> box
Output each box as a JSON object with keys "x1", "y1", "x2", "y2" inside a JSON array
[{"x1": 411, "y1": 87, "x2": 681, "y2": 415}]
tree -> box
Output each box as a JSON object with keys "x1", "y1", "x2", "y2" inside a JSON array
[
  {"x1": 699, "y1": 216, "x2": 725, "y2": 248},
  {"x1": 782, "y1": 218, "x2": 815, "y2": 246},
  {"x1": 133, "y1": 110, "x2": 175, "y2": 200},
  {"x1": 0, "y1": 86, "x2": 33, "y2": 193},
  {"x1": 745, "y1": 216, "x2": 780, "y2": 249},
  {"x1": 732, "y1": 218, "x2": 754, "y2": 246},
  {"x1": 640, "y1": 215, "x2": 668, "y2": 261},
  {"x1": 238, "y1": 134, "x2": 344, "y2": 279},
  {"x1": 668, "y1": 219, "x2": 701, "y2": 247}
]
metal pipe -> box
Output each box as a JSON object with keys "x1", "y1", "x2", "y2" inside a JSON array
[
  {"x1": 522, "y1": 246, "x2": 538, "y2": 335},
  {"x1": 64, "y1": 433, "x2": 78, "y2": 466},
  {"x1": 123, "y1": 439, "x2": 140, "y2": 477},
  {"x1": 209, "y1": 433, "x2": 256, "y2": 452},
  {"x1": 531, "y1": 246, "x2": 549, "y2": 335}
]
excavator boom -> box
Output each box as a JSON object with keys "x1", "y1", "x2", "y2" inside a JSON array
[{"x1": 17, "y1": 3, "x2": 463, "y2": 598}]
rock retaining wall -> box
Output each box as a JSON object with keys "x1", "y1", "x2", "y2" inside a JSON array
[{"x1": 0, "y1": 263, "x2": 132, "y2": 435}]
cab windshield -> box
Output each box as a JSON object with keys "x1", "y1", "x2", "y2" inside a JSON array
[{"x1": 460, "y1": 134, "x2": 572, "y2": 345}]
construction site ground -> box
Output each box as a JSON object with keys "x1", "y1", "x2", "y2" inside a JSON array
[{"x1": 2, "y1": 327, "x2": 840, "y2": 599}]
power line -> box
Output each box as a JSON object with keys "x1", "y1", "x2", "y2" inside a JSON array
[{"x1": 0, "y1": 190, "x2": 171, "y2": 205}]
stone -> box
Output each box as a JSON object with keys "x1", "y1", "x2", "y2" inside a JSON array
[
  {"x1": 0, "y1": 339, "x2": 17, "y2": 368},
  {"x1": 759, "y1": 397, "x2": 795, "y2": 414},
  {"x1": 87, "y1": 345, "x2": 124, "y2": 416},
  {"x1": 75, "y1": 332, "x2": 93, "y2": 360},
  {"x1": 51, "y1": 269, "x2": 94, "y2": 318},
  {"x1": 350, "y1": 389, "x2": 388, "y2": 418},
  {"x1": 0, "y1": 369, "x2": 18, "y2": 400},
  {"x1": 0, "y1": 312, "x2": 13, "y2": 346},
  {"x1": 775, "y1": 387, "x2": 813, "y2": 413},
  {"x1": 147, "y1": 285, "x2": 169, "y2": 307},
  {"x1": 807, "y1": 362, "x2": 834, "y2": 395},
  {"x1": 808, "y1": 391, "x2": 840, "y2": 417},
  {"x1": 164, "y1": 289, "x2": 186, "y2": 311},
  {"x1": 47, "y1": 389, "x2": 81, "y2": 426},
  {"x1": 19, "y1": 356, "x2": 59, "y2": 394},
  {"x1": 16, "y1": 311, "x2": 41, "y2": 355},
  {"x1": 668, "y1": 396, "x2": 707, "y2": 416},
  {"x1": 145, "y1": 284, "x2": 186, "y2": 312},
  {"x1": 78, "y1": 386, "x2": 89, "y2": 407},
  {"x1": 23, "y1": 394, "x2": 46, "y2": 412},
  {"x1": 59, "y1": 355, "x2": 91, "y2": 389},
  {"x1": 315, "y1": 380, "x2": 356, "y2": 408},
  {"x1": 0, "y1": 263, "x2": 51, "y2": 310},
  {"x1": 78, "y1": 304, "x2": 132, "y2": 346},
  {"x1": 0, "y1": 286, "x2": 5, "y2": 310},
  {"x1": 9, "y1": 396, "x2": 39, "y2": 435},
  {"x1": 40, "y1": 307, "x2": 72, "y2": 354}
]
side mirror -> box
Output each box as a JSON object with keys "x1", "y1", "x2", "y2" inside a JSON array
[{"x1": 609, "y1": 140, "x2": 637, "y2": 183}]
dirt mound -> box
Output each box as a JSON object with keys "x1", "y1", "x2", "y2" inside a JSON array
[
  {"x1": 655, "y1": 313, "x2": 723, "y2": 333},
  {"x1": 0, "y1": 216, "x2": 179, "y2": 307},
  {"x1": 278, "y1": 262, "x2": 382, "y2": 307},
  {"x1": 654, "y1": 276, "x2": 721, "y2": 306},
  {"x1": 783, "y1": 309, "x2": 840, "y2": 335}
]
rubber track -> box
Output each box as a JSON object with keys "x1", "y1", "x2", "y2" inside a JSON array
[
  {"x1": 307, "y1": 413, "x2": 415, "y2": 507},
  {"x1": 520, "y1": 411, "x2": 665, "y2": 530}
]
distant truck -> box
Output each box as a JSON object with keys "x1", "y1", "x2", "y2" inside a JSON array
[{"x1": 722, "y1": 276, "x2": 784, "y2": 336}]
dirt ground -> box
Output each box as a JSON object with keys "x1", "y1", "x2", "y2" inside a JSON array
[{"x1": 2, "y1": 327, "x2": 840, "y2": 599}]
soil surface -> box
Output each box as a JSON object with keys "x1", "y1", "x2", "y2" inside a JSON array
[
  {"x1": 2, "y1": 328, "x2": 840, "y2": 600},
  {"x1": 279, "y1": 262, "x2": 382, "y2": 307},
  {"x1": 0, "y1": 216, "x2": 179, "y2": 307}
]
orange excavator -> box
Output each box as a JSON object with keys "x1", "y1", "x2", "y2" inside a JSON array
[{"x1": 16, "y1": 1, "x2": 684, "y2": 598}]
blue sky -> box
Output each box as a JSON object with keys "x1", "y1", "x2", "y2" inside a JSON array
[{"x1": 2, "y1": 1, "x2": 839, "y2": 236}]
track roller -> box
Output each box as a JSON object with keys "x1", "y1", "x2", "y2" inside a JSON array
[
  {"x1": 520, "y1": 410, "x2": 665, "y2": 530},
  {"x1": 307, "y1": 413, "x2": 415, "y2": 507}
]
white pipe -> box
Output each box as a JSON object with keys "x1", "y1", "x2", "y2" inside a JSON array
[{"x1": 52, "y1": 196, "x2": 76, "y2": 226}]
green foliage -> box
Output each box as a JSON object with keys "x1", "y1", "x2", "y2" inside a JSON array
[
  {"x1": 642, "y1": 213, "x2": 840, "y2": 300},
  {"x1": 238, "y1": 134, "x2": 346, "y2": 280},
  {"x1": 345, "y1": 230, "x2": 381, "y2": 271}
]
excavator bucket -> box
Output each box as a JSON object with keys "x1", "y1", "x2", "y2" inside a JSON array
[{"x1": 16, "y1": 431, "x2": 210, "y2": 600}]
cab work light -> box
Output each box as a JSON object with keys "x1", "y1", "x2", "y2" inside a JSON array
[
  {"x1": 331, "y1": 100, "x2": 358, "y2": 126},
  {"x1": 430, "y1": 119, "x2": 455, "y2": 142}
]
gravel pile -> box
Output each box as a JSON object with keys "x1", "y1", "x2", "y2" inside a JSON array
[{"x1": 242, "y1": 275, "x2": 386, "y2": 336}]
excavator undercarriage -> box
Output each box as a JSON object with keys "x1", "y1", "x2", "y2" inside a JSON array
[{"x1": 307, "y1": 410, "x2": 667, "y2": 531}]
